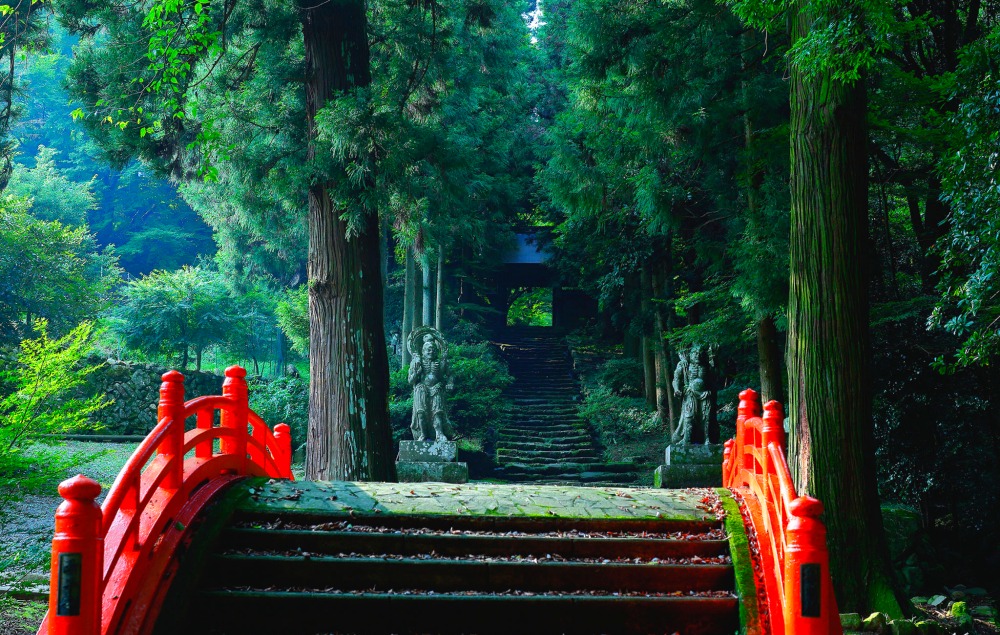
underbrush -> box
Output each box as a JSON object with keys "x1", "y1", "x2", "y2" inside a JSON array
[
  {"x1": 247, "y1": 375, "x2": 309, "y2": 449},
  {"x1": 571, "y1": 338, "x2": 667, "y2": 468},
  {"x1": 0, "y1": 597, "x2": 47, "y2": 635}
]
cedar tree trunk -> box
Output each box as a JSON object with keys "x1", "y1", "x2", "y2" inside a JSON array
[
  {"x1": 435, "y1": 248, "x2": 444, "y2": 331},
  {"x1": 402, "y1": 247, "x2": 414, "y2": 368},
  {"x1": 756, "y1": 314, "x2": 783, "y2": 405},
  {"x1": 303, "y1": 0, "x2": 394, "y2": 481},
  {"x1": 421, "y1": 252, "x2": 432, "y2": 327},
  {"x1": 786, "y1": 0, "x2": 902, "y2": 616}
]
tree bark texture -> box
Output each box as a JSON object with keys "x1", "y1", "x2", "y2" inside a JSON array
[
  {"x1": 303, "y1": 0, "x2": 395, "y2": 482},
  {"x1": 435, "y1": 249, "x2": 444, "y2": 331},
  {"x1": 402, "y1": 247, "x2": 414, "y2": 368},
  {"x1": 421, "y1": 252, "x2": 432, "y2": 327},
  {"x1": 756, "y1": 314, "x2": 784, "y2": 405},
  {"x1": 786, "y1": 0, "x2": 901, "y2": 616},
  {"x1": 640, "y1": 266, "x2": 656, "y2": 407},
  {"x1": 654, "y1": 258, "x2": 677, "y2": 432}
]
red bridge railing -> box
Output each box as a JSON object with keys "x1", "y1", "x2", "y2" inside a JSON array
[
  {"x1": 39, "y1": 366, "x2": 294, "y2": 635},
  {"x1": 722, "y1": 389, "x2": 842, "y2": 635}
]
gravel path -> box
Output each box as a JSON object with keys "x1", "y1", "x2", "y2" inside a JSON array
[{"x1": 1, "y1": 441, "x2": 138, "y2": 585}]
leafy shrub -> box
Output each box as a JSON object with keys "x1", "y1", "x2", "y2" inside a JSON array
[
  {"x1": 579, "y1": 385, "x2": 660, "y2": 444},
  {"x1": 596, "y1": 358, "x2": 645, "y2": 396},
  {"x1": 248, "y1": 375, "x2": 309, "y2": 449},
  {"x1": 0, "y1": 320, "x2": 108, "y2": 551},
  {"x1": 389, "y1": 341, "x2": 512, "y2": 443}
]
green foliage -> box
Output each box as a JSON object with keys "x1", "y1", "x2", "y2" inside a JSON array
[
  {"x1": 0, "y1": 320, "x2": 109, "y2": 506},
  {"x1": 538, "y1": 0, "x2": 789, "y2": 353},
  {"x1": 931, "y1": 26, "x2": 1000, "y2": 370},
  {"x1": 0, "y1": 194, "x2": 121, "y2": 347},
  {"x1": 14, "y1": 24, "x2": 216, "y2": 277},
  {"x1": 724, "y1": 0, "x2": 898, "y2": 82},
  {"x1": 507, "y1": 288, "x2": 553, "y2": 327},
  {"x1": 389, "y1": 341, "x2": 512, "y2": 442},
  {"x1": 0, "y1": 0, "x2": 48, "y2": 189},
  {"x1": 596, "y1": 358, "x2": 645, "y2": 397},
  {"x1": 108, "y1": 264, "x2": 235, "y2": 369},
  {"x1": 248, "y1": 374, "x2": 308, "y2": 449},
  {"x1": 275, "y1": 285, "x2": 309, "y2": 356},
  {"x1": 7, "y1": 145, "x2": 97, "y2": 225}
]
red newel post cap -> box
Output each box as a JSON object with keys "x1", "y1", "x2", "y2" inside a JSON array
[
  {"x1": 225, "y1": 365, "x2": 247, "y2": 379},
  {"x1": 58, "y1": 474, "x2": 101, "y2": 502},
  {"x1": 763, "y1": 399, "x2": 785, "y2": 422},
  {"x1": 738, "y1": 389, "x2": 762, "y2": 417},
  {"x1": 161, "y1": 370, "x2": 184, "y2": 384},
  {"x1": 789, "y1": 496, "x2": 824, "y2": 519}
]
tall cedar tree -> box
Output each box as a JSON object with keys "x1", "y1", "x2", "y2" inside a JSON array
[
  {"x1": 785, "y1": 0, "x2": 904, "y2": 616},
  {"x1": 302, "y1": 1, "x2": 394, "y2": 481}
]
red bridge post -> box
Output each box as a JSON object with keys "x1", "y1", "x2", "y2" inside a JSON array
[
  {"x1": 761, "y1": 400, "x2": 786, "y2": 451},
  {"x1": 274, "y1": 423, "x2": 293, "y2": 475},
  {"x1": 48, "y1": 475, "x2": 103, "y2": 635},
  {"x1": 158, "y1": 371, "x2": 185, "y2": 490},
  {"x1": 737, "y1": 389, "x2": 761, "y2": 474},
  {"x1": 221, "y1": 366, "x2": 249, "y2": 471},
  {"x1": 784, "y1": 496, "x2": 833, "y2": 634}
]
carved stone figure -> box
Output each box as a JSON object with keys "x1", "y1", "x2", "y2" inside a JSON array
[
  {"x1": 672, "y1": 344, "x2": 715, "y2": 445},
  {"x1": 407, "y1": 326, "x2": 454, "y2": 441}
]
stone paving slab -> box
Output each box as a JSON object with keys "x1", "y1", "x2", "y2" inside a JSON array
[{"x1": 238, "y1": 480, "x2": 718, "y2": 522}]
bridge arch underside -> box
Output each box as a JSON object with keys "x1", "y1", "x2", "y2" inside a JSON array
[{"x1": 484, "y1": 262, "x2": 596, "y2": 331}]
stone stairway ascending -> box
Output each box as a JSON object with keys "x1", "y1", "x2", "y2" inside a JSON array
[
  {"x1": 493, "y1": 327, "x2": 639, "y2": 485},
  {"x1": 156, "y1": 481, "x2": 739, "y2": 635}
]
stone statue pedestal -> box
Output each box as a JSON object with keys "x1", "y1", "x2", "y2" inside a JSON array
[
  {"x1": 396, "y1": 440, "x2": 468, "y2": 484},
  {"x1": 653, "y1": 444, "x2": 723, "y2": 488}
]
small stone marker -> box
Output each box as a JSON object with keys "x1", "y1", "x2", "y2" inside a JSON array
[{"x1": 653, "y1": 443, "x2": 723, "y2": 488}]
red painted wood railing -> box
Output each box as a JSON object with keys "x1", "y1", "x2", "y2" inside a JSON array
[
  {"x1": 39, "y1": 366, "x2": 293, "y2": 635},
  {"x1": 723, "y1": 389, "x2": 842, "y2": 635}
]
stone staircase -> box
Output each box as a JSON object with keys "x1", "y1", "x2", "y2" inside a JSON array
[
  {"x1": 493, "y1": 327, "x2": 639, "y2": 485},
  {"x1": 158, "y1": 488, "x2": 739, "y2": 634}
]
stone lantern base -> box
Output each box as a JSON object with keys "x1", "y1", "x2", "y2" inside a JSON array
[
  {"x1": 653, "y1": 444, "x2": 723, "y2": 489},
  {"x1": 396, "y1": 440, "x2": 468, "y2": 484}
]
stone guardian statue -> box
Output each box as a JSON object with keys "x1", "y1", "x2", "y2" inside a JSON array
[
  {"x1": 407, "y1": 326, "x2": 453, "y2": 441},
  {"x1": 672, "y1": 344, "x2": 716, "y2": 445}
]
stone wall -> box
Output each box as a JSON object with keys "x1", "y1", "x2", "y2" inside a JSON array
[{"x1": 82, "y1": 357, "x2": 224, "y2": 435}]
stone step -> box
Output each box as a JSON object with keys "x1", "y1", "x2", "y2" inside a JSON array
[
  {"x1": 498, "y1": 462, "x2": 639, "y2": 477},
  {"x1": 501, "y1": 428, "x2": 588, "y2": 438},
  {"x1": 503, "y1": 414, "x2": 584, "y2": 422},
  {"x1": 497, "y1": 434, "x2": 593, "y2": 446},
  {"x1": 497, "y1": 439, "x2": 596, "y2": 450},
  {"x1": 507, "y1": 378, "x2": 575, "y2": 386},
  {"x1": 507, "y1": 390, "x2": 579, "y2": 398},
  {"x1": 189, "y1": 592, "x2": 739, "y2": 634},
  {"x1": 506, "y1": 410, "x2": 581, "y2": 418},
  {"x1": 204, "y1": 554, "x2": 733, "y2": 595},
  {"x1": 219, "y1": 528, "x2": 731, "y2": 560},
  {"x1": 504, "y1": 418, "x2": 585, "y2": 428},
  {"x1": 497, "y1": 455, "x2": 601, "y2": 466},
  {"x1": 506, "y1": 411, "x2": 582, "y2": 419},
  {"x1": 501, "y1": 470, "x2": 641, "y2": 484}
]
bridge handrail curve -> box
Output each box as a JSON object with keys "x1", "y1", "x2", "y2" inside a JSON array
[
  {"x1": 722, "y1": 388, "x2": 841, "y2": 635},
  {"x1": 39, "y1": 365, "x2": 294, "y2": 635}
]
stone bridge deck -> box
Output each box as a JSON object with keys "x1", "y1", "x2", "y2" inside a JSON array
[{"x1": 240, "y1": 480, "x2": 721, "y2": 521}]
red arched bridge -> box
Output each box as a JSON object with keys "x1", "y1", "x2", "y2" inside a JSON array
[{"x1": 36, "y1": 368, "x2": 840, "y2": 635}]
